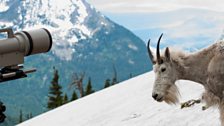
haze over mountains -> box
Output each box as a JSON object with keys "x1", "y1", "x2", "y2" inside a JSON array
[{"x1": 105, "y1": 8, "x2": 224, "y2": 50}]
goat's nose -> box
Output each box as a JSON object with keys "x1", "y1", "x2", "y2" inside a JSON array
[{"x1": 152, "y1": 93, "x2": 158, "y2": 100}]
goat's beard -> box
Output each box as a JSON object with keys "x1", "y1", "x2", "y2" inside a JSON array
[{"x1": 164, "y1": 84, "x2": 180, "y2": 105}]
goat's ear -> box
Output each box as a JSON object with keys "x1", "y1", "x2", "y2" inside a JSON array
[{"x1": 165, "y1": 47, "x2": 170, "y2": 61}]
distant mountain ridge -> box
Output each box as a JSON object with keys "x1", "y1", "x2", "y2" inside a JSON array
[{"x1": 0, "y1": 0, "x2": 151, "y2": 125}]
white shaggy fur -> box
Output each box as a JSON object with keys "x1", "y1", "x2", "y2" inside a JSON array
[{"x1": 152, "y1": 41, "x2": 224, "y2": 125}]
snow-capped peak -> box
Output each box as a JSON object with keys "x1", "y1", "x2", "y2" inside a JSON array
[
  {"x1": 0, "y1": 0, "x2": 107, "y2": 60},
  {"x1": 18, "y1": 0, "x2": 91, "y2": 42}
]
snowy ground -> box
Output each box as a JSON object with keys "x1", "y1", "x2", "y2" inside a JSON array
[{"x1": 18, "y1": 71, "x2": 220, "y2": 126}]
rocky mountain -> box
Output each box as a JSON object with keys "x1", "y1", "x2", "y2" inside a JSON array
[{"x1": 0, "y1": 0, "x2": 151, "y2": 125}]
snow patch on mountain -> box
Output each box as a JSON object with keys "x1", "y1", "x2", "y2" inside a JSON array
[
  {"x1": 0, "y1": 2, "x2": 9, "y2": 12},
  {"x1": 128, "y1": 44, "x2": 138, "y2": 51},
  {"x1": 0, "y1": 21, "x2": 13, "y2": 28},
  {"x1": 128, "y1": 59, "x2": 135, "y2": 64},
  {"x1": 19, "y1": 0, "x2": 91, "y2": 40}
]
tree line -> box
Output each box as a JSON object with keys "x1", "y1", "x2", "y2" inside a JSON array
[
  {"x1": 47, "y1": 66, "x2": 119, "y2": 110},
  {"x1": 17, "y1": 65, "x2": 121, "y2": 124}
]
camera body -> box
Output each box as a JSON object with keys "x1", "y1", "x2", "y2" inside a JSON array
[{"x1": 0, "y1": 28, "x2": 52, "y2": 67}]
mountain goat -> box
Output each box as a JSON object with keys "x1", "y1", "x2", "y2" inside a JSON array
[{"x1": 148, "y1": 34, "x2": 224, "y2": 125}]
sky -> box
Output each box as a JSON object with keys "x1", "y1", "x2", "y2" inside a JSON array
[
  {"x1": 87, "y1": 0, "x2": 224, "y2": 13},
  {"x1": 86, "y1": 0, "x2": 224, "y2": 50}
]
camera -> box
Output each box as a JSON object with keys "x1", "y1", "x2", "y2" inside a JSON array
[{"x1": 0, "y1": 28, "x2": 52, "y2": 82}]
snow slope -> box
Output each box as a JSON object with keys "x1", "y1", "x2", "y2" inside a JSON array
[{"x1": 18, "y1": 71, "x2": 220, "y2": 126}]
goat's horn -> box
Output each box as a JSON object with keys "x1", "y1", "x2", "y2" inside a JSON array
[
  {"x1": 147, "y1": 39, "x2": 155, "y2": 64},
  {"x1": 157, "y1": 33, "x2": 163, "y2": 64}
]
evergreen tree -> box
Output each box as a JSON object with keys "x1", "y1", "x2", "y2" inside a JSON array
[
  {"x1": 71, "y1": 91, "x2": 78, "y2": 101},
  {"x1": 19, "y1": 110, "x2": 23, "y2": 123},
  {"x1": 104, "y1": 79, "x2": 111, "y2": 88},
  {"x1": 47, "y1": 67, "x2": 63, "y2": 110},
  {"x1": 85, "y1": 77, "x2": 95, "y2": 96},
  {"x1": 111, "y1": 64, "x2": 118, "y2": 85},
  {"x1": 63, "y1": 94, "x2": 68, "y2": 104}
]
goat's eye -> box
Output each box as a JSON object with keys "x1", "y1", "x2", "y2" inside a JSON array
[{"x1": 161, "y1": 68, "x2": 166, "y2": 72}]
